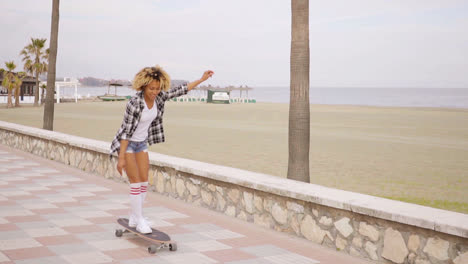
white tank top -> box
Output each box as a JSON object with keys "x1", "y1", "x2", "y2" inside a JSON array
[{"x1": 130, "y1": 100, "x2": 158, "y2": 142}]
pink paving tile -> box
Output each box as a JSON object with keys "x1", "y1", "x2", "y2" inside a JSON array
[
  {"x1": 28, "y1": 190, "x2": 56, "y2": 195},
  {"x1": 35, "y1": 235, "x2": 82, "y2": 246},
  {"x1": 3, "y1": 246, "x2": 55, "y2": 260},
  {"x1": 0, "y1": 223, "x2": 19, "y2": 232},
  {"x1": 63, "y1": 225, "x2": 105, "y2": 234},
  {"x1": 74, "y1": 196, "x2": 100, "y2": 201},
  {"x1": 103, "y1": 248, "x2": 149, "y2": 260},
  {"x1": 204, "y1": 248, "x2": 256, "y2": 263},
  {"x1": 30, "y1": 208, "x2": 67, "y2": 215},
  {"x1": 0, "y1": 200, "x2": 16, "y2": 206},
  {"x1": 222, "y1": 236, "x2": 272, "y2": 248},
  {"x1": 87, "y1": 217, "x2": 115, "y2": 224},
  {"x1": 167, "y1": 217, "x2": 201, "y2": 225},
  {"x1": 52, "y1": 201, "x2": 82, "y2": 207},
  {"x1": 22, "y1": 176, "x2": 50, "y2": 180},
  {"x1": 158, "y1": 225, "x2": 192, "y2": 235},
  {"x1": 106, "y1": 209, "x2": 129, "y2": 216},
  {"x1": 5, "y1": 215, "x2": 43, "y2": 223},
  {"x1": 10, "y1": 195, "x2": 36, "y2": 200}
]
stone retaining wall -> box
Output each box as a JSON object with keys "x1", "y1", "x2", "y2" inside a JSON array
[{"x1": 0, "y1": 120, "x2": 467, "y2": 264}]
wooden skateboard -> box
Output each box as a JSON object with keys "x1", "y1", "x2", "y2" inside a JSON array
[{"x1": 115, "y1": 218, "x2": 177, "y2": 254}]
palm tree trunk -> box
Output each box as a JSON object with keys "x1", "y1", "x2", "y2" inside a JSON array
[
  {"x1": 15, "y1": 86, "x2": 20, "y2": 107},
  {"x1": 7, "y1": 89, "x2": 13, "y2": 108},
  {"x1": 41, "y1": 87, "x2": 45, "y2": 104},
  {"x1": 44, "y1": 0, "x2": 60, "y2": 130},
  {"x1": 287, "y1": 0, "x2": 310, "y2": 183},
  {"x1": 34, "y1": 74, "x2": 39, "y2": 106}
]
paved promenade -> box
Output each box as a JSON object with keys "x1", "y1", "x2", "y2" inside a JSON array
[{"x1": 0, "y1": 144, "x2": 370, "y2": 264}]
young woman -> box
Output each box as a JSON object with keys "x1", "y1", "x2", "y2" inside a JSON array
[{"x1": 110, "y1": 66, "x2": 214, "y2": 233}]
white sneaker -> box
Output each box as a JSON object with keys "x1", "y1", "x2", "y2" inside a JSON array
[
  {"x1": 136, "y1": 219, "x2": 152, "y2": 234},
  {"x1": 142, "y1": 216, "x2": 154, "y2": 227},
  {"x1": 128, "y1": 215, "x2": 138, "y2": 228}
]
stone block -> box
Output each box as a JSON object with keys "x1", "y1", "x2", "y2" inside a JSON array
[
  {"x1": 319, "y1": 216, "x2": 333, "y2": 226},
  {"x1": 423, "y1": 237, "x2": 449, "y2": 261},
  {"x1": 300, "y1": 215, "x2": 328, "y2": 244},
  {"x1": 254, "y1": 195, "x2": 263, "y2": 212},
  {"x1": 454, "y1": 251, "x2": 468, "y2": 264},
  {"x1": 254, "y1": 213, "x2": 271, "y2": 229},
  {"x1": 382, "y1": 228, "x2": 408, "y2": 264},
  {"x1": 291, "y1": 215, "x2": 301, "y2": 235},
  {"x1": 286, "y1": 201, "x2": 304, "y2": 213},
  {"x1": 187, "y1": 182, "x2": 199, "y2": 196},
  {"x1": 176, "y1": 179, "x2": 186, "y2": 197},
  {"x1": 408, "y1": 235, "x2": 420, "y2": 252},
  {"x1": 237, "y1": 211, "x2": 247, "y2": 221},
  {"x1": 201, "y1": 189, "x2": 213, "y2": 206},
  {"x1": 216, "y1": 192, "x2": 226, "y2": 211},
  {"x1": 352, "y1": 237, "x2": 362, "y2": 248},
  {"x1": 243, "y1": 192, "x2": 254, "y2": 214},
  {"x1": 228, "y1": 189, "x2": 240, "y2": 203},
  {"x1": 334, "y1": 217, "x2": 354, "y2": 238},
  {"x1": 359, "y1": 222, "x2": 379, "y2": 242},
  {"x1": 207, "y1": 184, "x2": 216, "y2": 192},
  {"x1": 156, "y1": 171, "x2": 165, "y2": 193},
  {"x1": 336, "y1": 236, "x2": 347, "y2": 251},
  {"x1": 189, "y1": 178, "x2": 201, "y2": 185},
  {"x1": 312, "y1": 209, "x2": 319, "y2": 218},
  {"x1": 365, "y1": 241, "x2": 378, "y2": 261},
  {"x1": 225, "y1": 206, "x2": 236, "y2": 217},
  {"x1": 272, "y1": 203, "x2": 287, "y2": 225},
  {"x1": 414, "y1": 259, "x2": 430, "y2": 264},
  {"x1": 263, "y1": 198, "x2": 274, "y2": 213}
]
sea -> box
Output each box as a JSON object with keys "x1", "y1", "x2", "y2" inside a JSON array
[{"x1": 61, "y1": 86, "x2": 468, "y2": 109}]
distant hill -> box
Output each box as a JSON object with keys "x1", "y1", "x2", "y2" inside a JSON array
[
  {"x1": 78, "y1": 76, "x2": 187, "y2": 87},
  {"x1": 171, "y1": 79, "x2": 188, "y2": 87},
  {"x1": 79, "y1": 77, "x2": 131, "y2": 87}
]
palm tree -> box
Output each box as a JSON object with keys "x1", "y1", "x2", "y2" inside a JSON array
[
  {"x1": 1, "y1": 61, "x2": 18, "y2": 108},
  {"x1": 288, "y1": 0, "x2": 310, "y2": 183},
  {"x1": 44, "y1": 0, "x2": 60, "y2": 130},
  {"x1": 20, "y1": 38, "x2": 49, "y2": 106}
]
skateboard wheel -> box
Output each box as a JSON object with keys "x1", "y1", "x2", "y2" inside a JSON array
[
  {"x1": 115, "y1": 229, "x2": 123, "y2": 237},
  {"x1": 169, "y1": 243, "x2": 177, "y2": 251},
  {"x1": 148, "y1": 245, "x2": 158, "y2": 254}
]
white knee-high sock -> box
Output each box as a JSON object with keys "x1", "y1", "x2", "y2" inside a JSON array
[
  {"x1": 140, "y1": 182, "x2": 148, "y2": 205},
  {"x1": 129, "y1": 183, "x2": 142, "y2": 220}
]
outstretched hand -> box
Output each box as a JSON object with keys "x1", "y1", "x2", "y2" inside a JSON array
[
  {"x1": 187, "y1": 70, "x2": 215, "y2": 91},
  {"x1": 200, "y1": 70, "x2": 214, "y2": 82}
]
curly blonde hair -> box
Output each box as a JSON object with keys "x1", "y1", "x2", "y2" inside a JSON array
[{"x1": 132, "y1": 65, "x2": 171, "y2": 92}]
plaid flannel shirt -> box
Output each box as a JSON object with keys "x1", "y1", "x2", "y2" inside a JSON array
[{"x1": 109, "y1": 84, "x2": 188, "y2": 156}]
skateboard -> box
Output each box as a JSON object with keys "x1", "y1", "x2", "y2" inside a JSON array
[{"x1": 115, "y1": 218, "x2": 177, "y2": 254}]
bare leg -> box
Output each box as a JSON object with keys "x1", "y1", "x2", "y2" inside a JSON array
[
  {"x1": 135, "y1": 151, "x2": 149, "y2": 182},
  {"x1": 125, "y1": 153, "x2": 140, "y2": 183}
]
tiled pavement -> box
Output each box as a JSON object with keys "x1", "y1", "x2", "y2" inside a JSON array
[{"x1": 0, "y1": 144, "x2": 371, "y2": 264}]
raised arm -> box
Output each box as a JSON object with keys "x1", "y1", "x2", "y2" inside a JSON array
[{"x1": 187, "y1": 70, "x2": 214, "y2": 91}]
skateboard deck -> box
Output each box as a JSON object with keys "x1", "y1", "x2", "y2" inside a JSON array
[{"x1": 115, "y1": 218, "x2": 177, "y2": 253}]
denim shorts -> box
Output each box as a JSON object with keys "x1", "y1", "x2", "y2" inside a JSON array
[{"x1": 126, "y1": 141, "x2": 148, "y2": 153}]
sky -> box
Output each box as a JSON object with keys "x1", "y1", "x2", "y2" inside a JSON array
[{"x1": 1, "y1": 0, "x2": 467, "y2": 88}]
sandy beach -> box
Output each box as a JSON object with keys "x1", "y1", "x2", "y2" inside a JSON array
[{"x1": 1, "y1": 101, "x2": 467, "y2": 213}]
